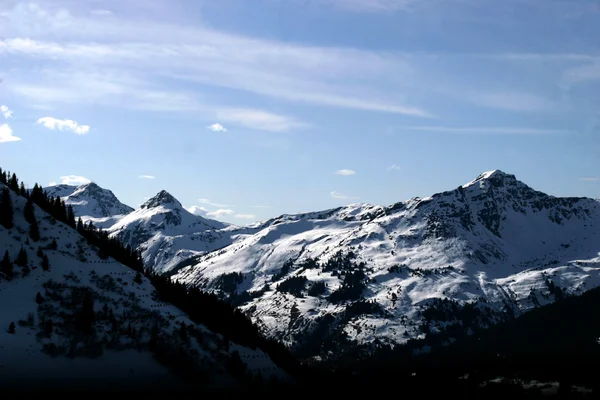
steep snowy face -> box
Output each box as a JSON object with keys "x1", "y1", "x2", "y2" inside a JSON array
[
  {"x1": 44, "y1": 182, "x2": 134, "y2": 227},
  {"x1": 172, "y1": 170, "x2": 600, "y2": 361},
  {"x1": 108, "y1": 190, "x2": 232, "y2": 273},
  {"x1": 0, "y1": 183, "x2": 287, "y2": 391}
]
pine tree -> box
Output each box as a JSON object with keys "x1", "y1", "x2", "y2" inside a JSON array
[
  {"x1": 14, "y1": 246, "x2": 28, "y2": 267},
  {"x1": 41, "y1": 254, "x2": 50, "y2": 271},
  {"x1": 37, "y1": 247, "x2": 44, "y2": 258},
  {"x1": 29, "y1": 217, "x2": 40, "y2": 242},
  {"x1": 49, "y1": 238, "x2": 58, "y2": 250},
  {"x1": 24, "y1": 197, "x2": 34, "y2": 223},
  {"x1": 19, "y1": 182, "x2": 27, "y2": 197},
  {"x1": 77, "y1": 217, "x2": 84, "y2": 234},
  {"x1": 0, "y1": 250, "x2": 13, "y2": 279},
  {"x1": 67, "y1": 205, "x2": 76, "y2": 228},
  {"x1": 35, "y1": 292, "x2": 44, "y2": 304},
  {"x1": 8, "y1": 322, "x2": 15, "y2": 334},
  {"x1": 44, "y1": 319, "x2": 53, "y2": 337},
  {"x1": 0, "y1": 188, "x2": 13, "y2": 229},
  {"x1": 9, "y1": 173, "x2": 18, "y2": 191}
]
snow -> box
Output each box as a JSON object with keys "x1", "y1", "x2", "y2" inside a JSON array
[
  {"x1": 0, "y1": 183, "x2": 287, "y2": 389},
  {"x1": 33, "y1": 171, "x2": 600, "y2": 357},
  {"x1": 166, "y1": 171, "x2": 600, "y2": 351}
]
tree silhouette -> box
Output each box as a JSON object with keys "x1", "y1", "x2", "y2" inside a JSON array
[
  {"x1": 14, "y1": 247, "x2": 28, "y2": 267},
  {"x1": 8, "y1": 322, "x2": 15, "y2": 334},
  {"x1": 0, "y1": 187, "x2": 13, "y2": 229},
  {"x1": 0, "y1": 250, "x2": 13, "y2": 279}
]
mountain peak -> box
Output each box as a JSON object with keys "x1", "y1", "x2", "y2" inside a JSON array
[
  {"x1": 463, "y1": 169, "x2": 518, "y2": 188},
  {"x1": 142, "y1": 190, "x2": 182, "y2": 209}
]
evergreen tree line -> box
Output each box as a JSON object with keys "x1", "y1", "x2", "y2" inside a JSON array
[
  {"x1": 147, "y1": 273, "x2": 301, "y2": 375},
  {"x1": 0, "y1": 167, "x2": 143, "y2": 273},
  {"x1": 1, "y1": 166, "x2": 301, "y2": 378}
]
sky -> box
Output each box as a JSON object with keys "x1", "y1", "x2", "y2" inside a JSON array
[{"x1": 1, "y1": 0, "x2": 599, "y2": 224}]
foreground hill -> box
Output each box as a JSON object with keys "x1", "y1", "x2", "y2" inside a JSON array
[
  {"x1": 1, "y1": 175, "x2": 288, "y2": 393},
  {"x1": 171, "y1": 170, "x2": 600, "y2": 360}
]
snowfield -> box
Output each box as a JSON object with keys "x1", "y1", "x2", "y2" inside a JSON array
[
  {"x1": 0, "y1": 182, "x2": 287, "y2": 391},
  {"x1": 40, "y1": 170, "x2": 600, "y2": 360}
]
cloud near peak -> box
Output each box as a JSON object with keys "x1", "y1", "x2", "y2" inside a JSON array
[
  {"x1": 60, "y1": 175, "x2": 91, "y2": 185},
  {"x1": 36, "y1": 117, "x2": 90, "y2": 135},
  {"x1": 330, "y1": 190, "x2": 359, "y2": 200}
]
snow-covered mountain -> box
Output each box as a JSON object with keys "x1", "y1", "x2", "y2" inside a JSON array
[
  {"x1": 171, "y1": 170, "x2": 600, "y2": 360},
  {"x1": 44, "y1": 182, "x2": 134, "y2": 229},
  {"x1": 107, "y1": 190, "x2": 233, "y2": 274},
  {"x1": 0, "y1": 182, "x2": 287, "y2": 392}
]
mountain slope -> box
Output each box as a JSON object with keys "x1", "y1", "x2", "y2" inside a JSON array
[
  {"x1": 108, "y1": 190, "x2": 233, "y2": 274},
  {"x1": 0, "y1": 181, "x2": 287, "y2": 392},
  {"x1": 172, "y1": 170, "x2": 600, "y2": 360},
  {"x1": 44, "y1": 182, "x2": 134, "y2": 229}
]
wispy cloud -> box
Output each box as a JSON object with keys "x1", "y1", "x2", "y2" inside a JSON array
[
  {"x1": 403, "y1": 126, "x2": 570, "y2": 135},
  {"x1": 335, "y1": 169, "x2": 356, "y2": 176},
  {"x1": 216, "y1": 108, "x2": 307, "y2": 133},
  {"x1": 322, "y1": 0, "x2": 416, "y2": 13},
  {"x1": 0, "y1": 124, "x2": 21, "y2": 143},
  {"x1": 207, "y1": 123, "x2": 227, "y2": 132},
  {"x1": 186, "y1": 205, "x2": 209, "y2": 216},
  {"x1": 563, "y1": 61, "x2": 600, "y2": 85},
  {"x1": 0, "y1": 4, "x2": 431, "y2": 121},
  {"x1": 60, "y1": 175, "x2": 91, "y2": 185},
  {"x1": 207, "y1": 209, "x2": 235, "y2": 218},
  {"x1": 139, "y1": 175, "x2": 155, "y2": 179},
  {"x1": 198, "y1": 198, "x2": 229, "y2": 208},
  {"x1": 467, "y1": 92, "x2": 556, "y2": 112},
  {"x1": 1, "y1": 105, "x2": 13, "y2": 119},
  {"x1": 235, "y1": 214, "x2": 256, "y2": 219},
  {"x1": 578, "y1": 177, "x2": 599, "y2": 181},
  {"x1": 330, "y1": 190, "x2": 359, "y2": 200},
  {"x1": 36, "y1": 117, "x2": 90, "y2": 135},
  {"x1": 388, "y1": 164, "x2": 401, "y2": 171}
]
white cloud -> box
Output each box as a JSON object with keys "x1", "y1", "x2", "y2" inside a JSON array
[
  {"x1": 91, "y1": 9, "x2": 112, "y2": 16},
  {"x1": 216, "y1": 108, "x2": 307, "y2": 133},
  {"x1": 578, "y1": 177, "x2": 599, "y2": 181},
  {"x1": 335, "y1": 169, "x2": 356, "y2": 176},
  {"x1": 235, "y1": 214, "x2": 256, "y2": 219},
  {"x1": 138, "y1": 175, "x2": 155, "y2": 179},
  {"x1": 198, "y1": 198, "x2": 229, "y2": 208},
  {"x1": 467, "y1": 92, "x2": 556, "y2": 112},
  {"x1": 0, "y1": 124, "x2": 21, "y2": 143},
  {"x1": 388, "y1": 164, "x2": 401, "y2": 171},
  {"x1": 60, "y1": 175, "x2": 91, "y2": 185},
  {"x1": 186, "y1": 205, "x2": 209, "y2": 216},
  {"x1": 1, "y1": 105, "x2": 13, "y2": 119},
  {"x1": 207, "y1": 209, "x2": 235, "y2": 218},
  {"x1": 47, "y1": 181, "x2": 57, "y2": 186},
  {"x1": 207, "y1": 123, "x2": 227, "y2": 132},
  {"x1": 36, "y1": 117, "x2": 90, "y2": 135},
  {"x1": 403, "y1": 126, "x2": 570, "y2": 135},
  {"x1": 323, "y1": 0, "x2": 416, "y2": 13},
  {"x1": 330, "y1": 191, "x2": 359, "y2": 200}
]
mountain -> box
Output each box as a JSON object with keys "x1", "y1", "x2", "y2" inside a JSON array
[
  {"x1": 44, "y1": 182, "x2": 134, "y2": 229},
  {"x1": 171, "y1": 170, "x2": 600, "y2": 361},
  {"x1": 107, "y1": 190, "x2": 233, "y2": 274},
  {"x1": 0, "y1": 180, "x2": 288, "y2": 393}
]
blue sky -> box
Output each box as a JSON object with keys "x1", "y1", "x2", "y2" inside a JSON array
[{"x1": 1, "y1": 0, "x2": 599, "y2": 224}]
